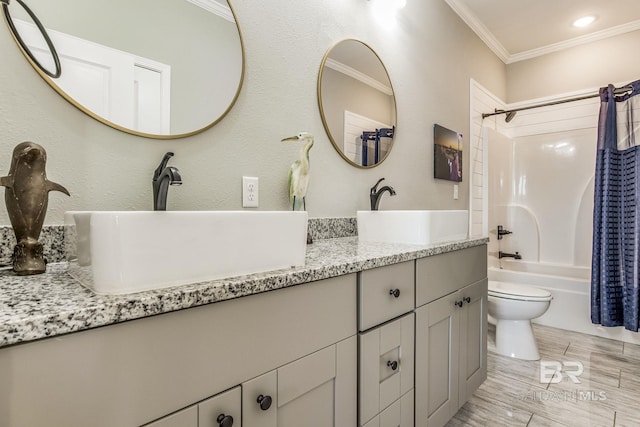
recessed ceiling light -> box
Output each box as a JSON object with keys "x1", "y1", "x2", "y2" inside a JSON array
[{"x1": 573, "y1": 16, "x2": 595, "y2": 28}]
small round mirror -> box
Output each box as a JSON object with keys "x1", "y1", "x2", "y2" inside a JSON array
[
  {"x1": 318, "y1": 39, "x2": 397, "y2": 168},
  {"x1": 3, "y1": 0, "x2": 245, "y2": 139}
]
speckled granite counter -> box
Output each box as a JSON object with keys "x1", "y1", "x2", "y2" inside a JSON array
[{"x1": 0, "y1": 236, "x2": 488, "y2": 348}]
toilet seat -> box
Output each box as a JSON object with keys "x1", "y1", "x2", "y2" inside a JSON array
[{"x1": 488, "y1": 280, "x2": 552, "y2": 302}]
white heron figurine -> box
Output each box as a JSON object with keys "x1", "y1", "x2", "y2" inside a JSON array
[{"x1": 282, "y1": 132, "x2": 314, "y2": 211}]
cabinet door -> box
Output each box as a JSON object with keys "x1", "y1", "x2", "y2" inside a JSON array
[
  {"x1": 359, "y1": 313, "x2": 414, "y2": 425},
  {"x1": 143, "y1": 406, "x2": 197, "y2": 427},
  {"x1": 361, "y1": 390, "x2": 414, "y2": 427},
  {"x1": 458, "y1": 279, "x2": 488, "y2": 405},
  {"x1": 243, "y1": 370, "x2": 277, "y2": 427},
  {"x1": 415, "y1": 292, "x2": 461, "y2": 427},
  {"x1": 276, "y1": 336, "x2": 357, "y2": 427},
  {"x1": 198, "y1": 386, "x2": 241, "y2": 427}
]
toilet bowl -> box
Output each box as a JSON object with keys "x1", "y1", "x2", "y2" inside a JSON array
[{"x1": 488, "y1": 280, "x2": 552, "y2": 361}]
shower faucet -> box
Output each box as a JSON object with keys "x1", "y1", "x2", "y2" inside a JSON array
[{"x1": 497, "y1": 225, "x2": 512, "y2": 240}]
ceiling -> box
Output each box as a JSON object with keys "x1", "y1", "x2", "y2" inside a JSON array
[{"x1": 445, "y1": 0, "x2": 640, "y2": 64}]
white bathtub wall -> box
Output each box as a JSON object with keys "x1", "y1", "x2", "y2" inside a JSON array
[
  {"x1": 485, "y1": 93, "x2": 600, "y2": 268},
  {"x1": 503, "y1": 205, "x2": 540, "y2": 262},
  {"x1": 574, "y1": 177, "x2": 595, "y2": 266},
  {"x1": 510, "y1": 128, "x2": 596, "y2": 266}
]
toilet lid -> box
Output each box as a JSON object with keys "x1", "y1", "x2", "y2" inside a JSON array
[{"x1": 488, "y1": 280, "x2": 552, "y2": 301}]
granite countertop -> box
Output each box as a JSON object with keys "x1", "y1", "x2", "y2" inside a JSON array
[{"x1": 0, "y1": 236, "x2": 488, "y2": 349}]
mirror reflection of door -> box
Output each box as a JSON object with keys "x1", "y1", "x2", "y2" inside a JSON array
[
  {"x1": 5, "y1": 0, "x2": 244, "y2": 138},
  {"x1": 318, "y1": 39, "x2": 397, "y2": 168},
  {"x1": 16, "y1": 19, "x2": 170, "y2": 134}
]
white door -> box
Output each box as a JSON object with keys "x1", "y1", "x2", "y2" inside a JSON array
[{"x1": 14, "y1": 19, "x2": 170, "y2": 134}]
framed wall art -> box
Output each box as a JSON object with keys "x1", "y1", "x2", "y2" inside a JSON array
[{"x1": 434, "y1": 124, "x2": 463, "y2": 182}]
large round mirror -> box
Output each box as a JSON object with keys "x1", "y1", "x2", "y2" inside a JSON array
[
  {"x1": 3, "y1": 0, "x2": 244, "y2": 139},
  {"x1": 318, "y1": 39, "x2": 397, "y2": 168}
]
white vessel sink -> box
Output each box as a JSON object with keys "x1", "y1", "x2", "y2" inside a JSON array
[
  {"x1": 357, "y1": 210, "x2": 468, "y2": 245},
  {"x1": 64, "y1": 211, "x2": 308, "y2": 295}
]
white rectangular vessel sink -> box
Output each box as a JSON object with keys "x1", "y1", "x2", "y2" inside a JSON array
[
  {"x1": 357, "y1": 210, "x2": 468, "y2": 245},
  {"x1": 64, "y1": 211, "x2": 308, "y2": 295}
]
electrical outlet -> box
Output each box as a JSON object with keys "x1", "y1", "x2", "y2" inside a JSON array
[
  {"x1": 242, "y1": 176, "x2": 259, "y2": 208},
  {"x1": 453, "y1": 184, "x2": 459, "y2": 200}
]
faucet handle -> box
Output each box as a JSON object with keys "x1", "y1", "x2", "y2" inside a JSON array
[
  {"x1": 371, "y1": 177, "x2": 385, "y2": 194},
  {"x1": 153, "y1": 152, "x2": 175, "y2": 181}
]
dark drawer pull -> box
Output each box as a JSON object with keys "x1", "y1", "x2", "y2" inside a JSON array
[
  {"x1": 389, "y1": 289, "x2": 401, "y2": 298},
  {"x1": 455, "y1": 300, "x2": 464, "y2": 308},
  {"x1": 217, "y1": 414, "x2": 233, "y2": 427},
  {"x1": 463, "y1": 296, "x2": 471, "y2": 304},
  {"x1": 257, "y1": 394, "x2": 272, "y2": 411},
  {"x1": 387, "y1": 360, "x2": 399, "y2": 371}
]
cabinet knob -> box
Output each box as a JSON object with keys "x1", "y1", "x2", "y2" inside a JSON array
[
  {"x1": 455, "y1": 300, "x2": 464, "y2": 308},
  {"x1": 257, "y1": 394, "x2": 272, "y2": 411},
  {"x1": 216, "y1": 414, "x2": 234, "y2": 427},
  {"x1": 387, "y1": 360, "x2": 399, "y2": 371},
  {"x1": 463, "y1": 296, "x2": 471, "y2": 304},
  {"x1": 389, "y1": 289, "x2": 401, "y2": 298}
]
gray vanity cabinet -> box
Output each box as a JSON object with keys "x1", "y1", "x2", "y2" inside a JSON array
[
  {"x1": 358, "y1": 261, "x2": 415, "y2": 427},
  {"x1": 359, "y1": 313, "x2": 415, "y2": 427},
  {"x1": 0, "y1": 274, "x2": 357, "y2": 427},
  {"x1": 147, "y1": 335, "x2": 356, "y2": 427},
  {"x1": 414, "y1": 245, "x2": 488, "y2": 427}
]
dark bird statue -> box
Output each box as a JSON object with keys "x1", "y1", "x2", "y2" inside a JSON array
[{"x1": 0, "y1": 142, "x2": 69, "y2": 275}]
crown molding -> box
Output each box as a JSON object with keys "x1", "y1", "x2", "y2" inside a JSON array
[
  {"x1": 325, "y1": 58, "x2": 393, "y2": 96},
  {"x1": 187, "y1": 0, "x2": 234, "y2": 22},
  {"x1": 507, "y1": 19, "x2": 640, "y2": 63},
  {"x1": 446, "y1": 0, "x2": 640, "y2": 64},
  {"x1": 445, "y1": 0, "x2": 509, "y2": 63}
]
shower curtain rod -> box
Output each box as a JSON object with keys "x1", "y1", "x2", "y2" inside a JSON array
[{"x1": 481, "y1": 85, "x2": 633, "y2": 120}]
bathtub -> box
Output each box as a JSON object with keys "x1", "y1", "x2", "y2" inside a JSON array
[{"x1": 489, "y1": 260, "x2": 640, "y2": 345}]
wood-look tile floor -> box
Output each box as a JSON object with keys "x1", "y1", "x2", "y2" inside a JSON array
[{"x1": 446, "y1": 324, "x2": 640, "y2": 427}]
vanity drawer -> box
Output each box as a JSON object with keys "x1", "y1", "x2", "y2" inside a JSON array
[
  {"x1": 359, "y1": 261, "x2": 415, "y2": 331},
  {"x1": 359, "y1": 312, "x2": 414, "y2": 425},
  {"x1": 416, "y1": 245, "x2": 487, "y2": 307}
]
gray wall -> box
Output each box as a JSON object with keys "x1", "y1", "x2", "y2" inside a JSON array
[
  {"x1": 507, "y1": 30, "x2": 640, "y2": 102},
  {"x1": 0, "y1": 0, "x2": 506, "y2": 225}
]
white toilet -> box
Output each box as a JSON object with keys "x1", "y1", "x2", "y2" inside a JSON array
[{"x1": 488, "y1": 280, "x2": 552, "y2": 361}]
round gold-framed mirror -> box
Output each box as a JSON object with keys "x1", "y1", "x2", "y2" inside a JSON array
[
  {"x1": 3, "y1": 0, "x2": 245, "y2": 139},
  {"x1": 317, "y1": 39, "x2": 397, "y2": 168}
]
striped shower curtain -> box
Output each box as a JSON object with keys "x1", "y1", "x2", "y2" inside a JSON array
[{"x1": 591, "y1": 80, "x2": 640, "y2": 332}]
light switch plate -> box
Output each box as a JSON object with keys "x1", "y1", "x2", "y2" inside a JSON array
[{"x1": 453, "y1": 184, "x2": 459, "y2": 200}]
